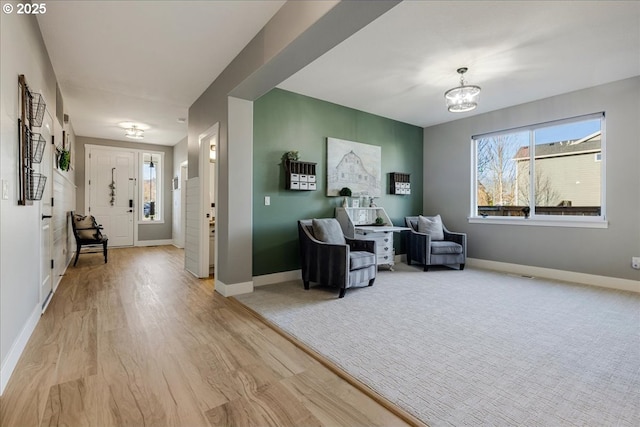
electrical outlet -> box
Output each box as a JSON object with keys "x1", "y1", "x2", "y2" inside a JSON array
[{"x1": 632, "y1": 257, "x2": 640, "y2": 270}]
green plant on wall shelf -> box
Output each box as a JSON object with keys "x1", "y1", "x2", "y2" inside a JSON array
[
  {"x1": 58, "y1": 149, "x2": 70, "y2": 171},
  {"x1": 281, "y1": 150, "x2": 299, "y2": 167}
]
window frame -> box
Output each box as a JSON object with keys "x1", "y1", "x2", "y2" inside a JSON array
[
  {"x1": 139, "y1": 151, "x2": 164, "y2": 223},
  {"x1": 469, "y1": 112, "x2": 607, "y2": 229}
]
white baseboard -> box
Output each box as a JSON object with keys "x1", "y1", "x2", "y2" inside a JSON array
[
  {"x1": 135, "y1": 239, "x2": 174, "y2": 247},
  {"x1": 253, "y1": 269, "x2": 302, "y2": 287},
  {"x1": 215, "y1": 279, "x2": 254, "y2": 297},
  {"x1": 53, "y1": 254, "x2": 74, "y2": 294},
  {"x1": 249, "y1": 257, "x2": 639, "y2": 294},
  {"x1": 0, "y1": 304, "x2": 40, "y2": 395},
  {"x1": 467, "y1": 258, "x2": 640, "y2": 293}
]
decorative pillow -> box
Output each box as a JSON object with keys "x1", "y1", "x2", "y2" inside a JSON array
[
  {"x1": 74, "y1": 214, "x2": 101, "y2": 240},
  {"x1": 74, "y1": 214, "x2": 94, "y2": 229},
  {"x1": 417, "y1": 214, "x2": 444, "y2": 240},
  {"x1": 312, "y1": 218, "x2": 346, "y2": 245}
]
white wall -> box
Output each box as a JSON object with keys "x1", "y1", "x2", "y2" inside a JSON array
[
  {"x1": 423, "y1": 77, "x2": 640, "y2": 282},
  {"x1": 0, "y1": 12, "x2": 66, "y2": 393},
  {"x1": 52, "y1": 122, "x2": 77, "y2": 290},
  {"x1": 172, "y1": 137, "x2": 187, "y2": 247}
]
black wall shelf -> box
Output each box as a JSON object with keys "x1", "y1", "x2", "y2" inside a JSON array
[
  {"x1": 285, "y1": 160, "x2": 317, "y2": 191},
  {"x1": 389, "y1": 172, "x2": 411, "y2": 195}
]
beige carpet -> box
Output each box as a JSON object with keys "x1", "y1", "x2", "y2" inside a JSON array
[{"x1": 235, "y1": 264, "x2": 640, "y2": 426}]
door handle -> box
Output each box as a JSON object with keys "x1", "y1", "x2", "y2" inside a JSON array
[
  {"x1": 42, "y1": 214, "x2": 52, "y2": 219},
  {"x1": 127, "y1": 210, "x2": 133, "y2": 213}
]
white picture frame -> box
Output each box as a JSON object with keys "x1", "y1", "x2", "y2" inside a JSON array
[{"x1": 326, "y1": 137, "x2": 381, "y2": 197}]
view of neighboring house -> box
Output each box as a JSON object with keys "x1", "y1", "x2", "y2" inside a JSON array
[{"x1": 514, "y1": 132, "x2": 602, "y2": 208}]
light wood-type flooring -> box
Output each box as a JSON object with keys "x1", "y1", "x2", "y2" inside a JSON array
[{"x1": 0, "y1": 246, "x2": 411, "y2": 427}]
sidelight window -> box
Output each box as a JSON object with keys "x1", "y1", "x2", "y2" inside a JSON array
[{"x1": 140, "y1": 152, "x2": 163, "y2": 222}]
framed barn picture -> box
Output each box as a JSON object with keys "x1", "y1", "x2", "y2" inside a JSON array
[{"x1": 326, "y1": 137, "x2": 381, "y2": 197}]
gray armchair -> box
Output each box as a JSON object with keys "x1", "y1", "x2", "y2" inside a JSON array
[
  {"x1": 298, "y1": 219, "x2": 377, "y2": 298},
  {"x1": 405, "y1": 215, "x2": 466, "y2": 271}
]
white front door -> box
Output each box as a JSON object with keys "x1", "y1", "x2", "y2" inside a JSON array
[
  {"x1": 87, "y1": 147, "x2": 136, "y2": 247},
  {"x1": 39, "y1": 111, "x2": 54, "y2": 310}
]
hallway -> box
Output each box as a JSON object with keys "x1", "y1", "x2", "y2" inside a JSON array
[{"x1": 0, "y1": 246, "x2": 408, "y2": 426}]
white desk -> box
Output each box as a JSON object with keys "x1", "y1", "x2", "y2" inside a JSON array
[
  {"x1": 355, "y1": 226, "x2": 409, "y2": 269},
  {"x1": 335, "y1": 207, "x2": 410, "y2": 269},
  {"x1": 355, "y1": 225, "x2": 410, "y2": 233}
]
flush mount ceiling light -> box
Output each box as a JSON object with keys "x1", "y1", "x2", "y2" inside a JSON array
[
  {"x1": 119, "y1": 121, "x2": 149, "y2": 140},
  {"x1": 444, "y1": 67, "x2": 481, "y2": 113},
  {"x1": 125, "y1": 125, "x2": 144, "y2": 139}
]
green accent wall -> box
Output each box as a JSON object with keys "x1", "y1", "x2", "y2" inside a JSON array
[{"x1": 253, "y1": 89, "x2": 423, "y2": 276}]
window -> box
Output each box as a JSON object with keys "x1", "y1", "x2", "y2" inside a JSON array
[
  {"x1": 140, "y1": 152, "x2": 163, "y2": 222},
  {"x1": 472, "y1": 113, "x2": 604, "y2": 225}
]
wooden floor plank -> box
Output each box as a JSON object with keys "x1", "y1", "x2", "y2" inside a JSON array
[
  {"x1": 205, "y1": 382, "x2": 323, "y2": 427},
  {"x1": 0, "y1": 246, "x2": 410, "y2": 427},
  {"x1": 281, "y1": 367, "x2": 409, "y2": 427}
]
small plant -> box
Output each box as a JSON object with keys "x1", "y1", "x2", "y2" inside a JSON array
[
  {"x1": 281, "y1": 150, "x2": 299, "y2": 164},
  {"x1": 375, "y1": 216, "x2": 385, "y2": 225},
  {"x1": 339, "y1": 187, "x2": 352, "y2": 197},
  {"x1": 58, "y1": 149, "x2": 70, "y2": 171}
]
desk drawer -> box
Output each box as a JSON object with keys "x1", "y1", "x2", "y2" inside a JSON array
[{"x1": 376, "y1": 241, "x2": 393, "y2": 256}]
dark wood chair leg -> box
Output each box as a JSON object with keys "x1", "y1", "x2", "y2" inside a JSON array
[
  {"x1": 338, "y1": 288, "x2": 346, "y2": 298},
  {"x1": 303, "y1": 280, "x2": 310, "y2": 290},
  {"x1": 74, "y1": 244, "x2": 81, "y2": 266},
  {"x1": 368, "y1": 278, "x2": 375, "y2": 286},
  {"x1": 103, "y1": 241, "x2": 108, "y2": 263},
  {"x1": 460, "y1": 263, "x2": 465, "y2": 271},
  {"x1": 423, "y1": 265, "x2": 429, "y2": 272}
]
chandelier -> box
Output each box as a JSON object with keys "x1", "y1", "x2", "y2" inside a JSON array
[
  {"x1": 444, "y1": 67, "x2": 481, "y2": 113},
  {"x1": 125, "y1": 125, "x2": 144, "y2": 139}
]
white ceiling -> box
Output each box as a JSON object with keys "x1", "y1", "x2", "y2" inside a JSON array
[
  {"x1": 36, "y1": 1, "x2": 640, "y2": 146},
  {"x1": 279, "y1": 1, "x2": 640, "y2": 128},
  {"x1": 36, "y1": 0, "x2": 286, "y2": 146}
]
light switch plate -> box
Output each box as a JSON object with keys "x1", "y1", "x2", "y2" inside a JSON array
[
  {"x1": 264, "y1": 196, "x2": 270, "y2": 206},
  {"x1": 2, "y1": 180, "x2": 8, "y2": 200}
]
